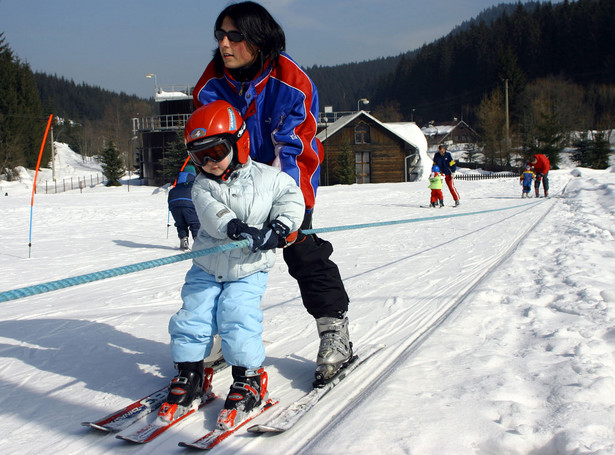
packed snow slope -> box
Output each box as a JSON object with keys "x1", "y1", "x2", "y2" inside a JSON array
[{"x1": 1, "y1": 145, "x2": 614, "y2": 454}]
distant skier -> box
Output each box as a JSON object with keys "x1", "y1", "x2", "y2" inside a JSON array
[
  {"x1": 529, "y1": 154, "x2": 550, "y2": 198},
  {"x1": 519, "y1": 165, "x2": 535, "y2": 198},
  {"x1": 160, "y1": 101, "x2": 304, "y2": 430},
  {"x1": 168, "y1": 165, "x2": 200, "y2": 250},
  {"x1": 433, "y1": 144, "x2": 461, "y2": 206},
  {"x1": 428, "y1": 165, "x2": 445, "y2": 207}
]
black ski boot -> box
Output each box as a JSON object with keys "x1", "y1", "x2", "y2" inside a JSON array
[
  {"x1": 217, "y1": 366, "x2": 268, "y2": 430},
  {"x1": 180, "y1": 237, "x2": 190, "y2": 251},
  {"x1": 158, "y1": 360, "x2": 212, "y2": 422}
]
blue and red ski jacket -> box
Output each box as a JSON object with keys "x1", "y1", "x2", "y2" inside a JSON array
[{"x1": 193, "y1": 52, "x2": 321, "y2": 212}]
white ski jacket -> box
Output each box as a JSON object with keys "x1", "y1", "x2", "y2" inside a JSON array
[{"x1": 190, "y1": 158, "x2": 305, "y2": 282}]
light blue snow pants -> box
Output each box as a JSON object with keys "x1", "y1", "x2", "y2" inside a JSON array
[{"x1": 169, "y1": 265, "x2": 267, "y2": 369}]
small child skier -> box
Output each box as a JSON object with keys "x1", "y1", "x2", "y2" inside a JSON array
[
  {"x1": 168, "y1": 165, "x2": 200, "y2": 250},
  {"x1": 520, "y1": 165, "x2": 535, "y2": 198},
  {"x1": 159, "y1": 101, "x2": 305, "y2": 430},
  {"x1": 428, "y1": 165, "x2": 445, "y2": 208}
]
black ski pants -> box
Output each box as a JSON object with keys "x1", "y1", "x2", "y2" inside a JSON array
[{"x1": 282, "y1": 212, "x2": 349, "y2": 319}]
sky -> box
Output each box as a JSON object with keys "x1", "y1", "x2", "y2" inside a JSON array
[
  {"x1": 1, "y1": 0, "x2": 561, "y2": 99},
  {"x1": 0, "y1": 145, "x2": 614, "y2": 453}
]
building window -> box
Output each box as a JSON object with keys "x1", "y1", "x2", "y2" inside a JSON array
[
  {"x1": 355, "y1": 151, "x2": 370, "y2": 183},
  {"x1": 355, "y1": 123, "x2": 371, "y2": 144}
]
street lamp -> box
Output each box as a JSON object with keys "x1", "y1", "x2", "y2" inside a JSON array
[
  {"x1": 357, "y1": 98, "x2": 369, "y2": 112},
  {"x1": 145, "y1": 73, "x2": 158, "y2": 95}
]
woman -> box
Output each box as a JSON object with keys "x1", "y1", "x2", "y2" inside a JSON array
[{"x1": 193, "y1": 1, "x2": 353, "y2": 386}]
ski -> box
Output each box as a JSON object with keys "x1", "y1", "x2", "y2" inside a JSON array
[
  {"x1": 178, "y1": 398, "x2": 278, "y2": 450},
  {"x1": 247, "y1": 344, "x2": 384, "y2": 434},
  {"x1": 116, "y1": 392, "x2": 218, "y2": 444},
  {"x1": 82, "y1": 385, "x2": 170, "y2": 433},
  {"x1": 82, "y1": 361, "x2": 227, "y2": 433}
]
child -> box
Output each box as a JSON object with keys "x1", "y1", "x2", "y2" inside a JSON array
[
  {"x1": 168, "y1": 165, "x2": 200, "y2": 250},
  {"x1": 428, "y1": 165, "x2": 445, "y2": 207},
  {"x1": 159, "y1": 100, "x2": 305, "y2": 430},
  {"x1": 520, "y1": 165, "x2": 535, "y2": 198}
]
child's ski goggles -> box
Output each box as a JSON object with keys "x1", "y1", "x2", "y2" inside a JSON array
[
  {"x1": 187, "y1": 121, "x2": 246, "y2": 166},
  {"x1": 188, "y1": 136, "x2": 234, "y2": 165}
]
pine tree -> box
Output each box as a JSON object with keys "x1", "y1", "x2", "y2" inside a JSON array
[
  {"x1": 589, "y1": 131, "x2": 610, "y2": 169},
  {"x1": 160, "y1": 132, "x2": 189, "y2": 183},
  {"x1": 0, "y1": 33, "x2": 46, "y2": 175},
  {"x1": 100, "y1": 140, "x2": 124, "y2": 186},
  {"x1": 572, "y1": 132, "x2": 592, "y2": 167},
  {"x1": 335, "y1": 144, "x2": 356, "y2": 185},
  {"x1": 533, "y1": 111, "x2": 563, "y2": 169}
]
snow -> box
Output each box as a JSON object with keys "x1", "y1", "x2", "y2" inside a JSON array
[{"x1": 1, "y1": 145, "x2": 614, "y2": 454}]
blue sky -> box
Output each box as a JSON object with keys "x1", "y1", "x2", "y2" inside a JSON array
[{"x1": 1, "y1": 0, "x2": 559, "y2": 99}]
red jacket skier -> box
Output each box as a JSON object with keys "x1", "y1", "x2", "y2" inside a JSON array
[{"x1": 529, "y1": 154, "x2": 550, "y2": 197}]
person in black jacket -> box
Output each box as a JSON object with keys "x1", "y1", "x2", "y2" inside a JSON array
[
  {"x1": 168, "y1": 165, "x2": 200, "y2": 250},
  {"x1": 432, "y1": 145, "x2": 461, "y2": 206}
]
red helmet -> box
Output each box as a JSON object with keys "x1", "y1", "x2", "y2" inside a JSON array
[{"x1": 184, "y1": 101, "x2": 250, "y2": 178}]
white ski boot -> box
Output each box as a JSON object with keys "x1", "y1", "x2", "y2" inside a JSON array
[
  {"x1": 314, "y1": 314, "x2": 353, "y2": 385},
  {"x1": 203, "y1": 334, "x2": 225, "y2": 368}
]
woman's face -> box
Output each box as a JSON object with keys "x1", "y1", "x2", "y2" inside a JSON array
[{"x1": 217, "y1": 16, "x2": 258, "y2": 69}]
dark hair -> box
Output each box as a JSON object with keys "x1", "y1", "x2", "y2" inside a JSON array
[{"x1": 213, "y1": 1, "x2": 285, "y2": 71}]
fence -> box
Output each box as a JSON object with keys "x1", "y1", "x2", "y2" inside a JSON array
[
  {"x1": 456, "y1": 172, "x2": 518, "y2": 181},
  {"x1": 36, "y1": 174, "x2": 104, "y2": 194}
]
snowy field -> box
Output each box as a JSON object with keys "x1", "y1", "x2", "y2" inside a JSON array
[{"x1": 0, "y1": 145, "x2": 614, "y2": 454}]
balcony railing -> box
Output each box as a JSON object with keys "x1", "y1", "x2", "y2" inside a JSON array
[
  {"x1": 132, "y1": 114, "x2": 191, "y2": 134},
  {"x1": 134, "y1": 110, "x2": 363, "y2": 133}
]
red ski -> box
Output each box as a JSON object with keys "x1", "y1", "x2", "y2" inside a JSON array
[{"x1": 178, "y1": 398, "x2": 278, "y2": 450}]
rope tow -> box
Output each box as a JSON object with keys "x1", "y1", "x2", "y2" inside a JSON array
[{"x1": 0, "y1": 200, "x2": 545, "y2": 303}]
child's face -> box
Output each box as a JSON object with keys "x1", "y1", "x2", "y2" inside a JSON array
[{"x1": 202, "y1": 154, "x2": 231, "y2": 176}]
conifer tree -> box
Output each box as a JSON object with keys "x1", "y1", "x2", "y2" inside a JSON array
[
  {"x1": 0, "y1": 33, "x2": 45, "y2": 175},
  {"x1": 335, "y1": 144, "x2": 356, "y2": 185},
  {"x1": 572, "y1": 132, "x2": 592, "y2": 167},
  {"x1": 160, "y1": 132, "x2": 189, "y2": 183},
  {"x1": 591, "y1": 131, "x2": 611, "y2": 170},
  {"x1": 100, "y1": 140, "x2": 124, "y2": 186}
]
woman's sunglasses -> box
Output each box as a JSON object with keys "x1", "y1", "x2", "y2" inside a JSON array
[{"x1": 215, "y1": 29, "x2": 245, "y2": 43}]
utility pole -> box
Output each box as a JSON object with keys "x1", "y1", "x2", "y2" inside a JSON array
[
  {"x1": 504, "y1": 79, "x2": 510, "y2": 154},
  {"x1": 50, "y1": 125, "x2": 56, "y2": 181}
]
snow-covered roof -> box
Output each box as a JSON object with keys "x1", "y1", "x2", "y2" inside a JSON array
[
  {"x1": 154, "y1": 90, "x2": 192, "y2": 102},
  {"x1": 421, "y1": 124, "x2": 455, "y2": 137}
]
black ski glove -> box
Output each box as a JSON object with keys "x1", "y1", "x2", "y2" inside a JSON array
[
  {"x1": 260, "y1": 220, "x2": 290, "y2": 250},
  {"x1": 227, "y1": 219, "x2": 290, "y2": 252},
  {"x1": 227, "y1": 219, "x2": 264, "y2": 252}
]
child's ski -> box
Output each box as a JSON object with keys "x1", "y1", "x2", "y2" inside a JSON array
[
  {"x1": 177, "y1": 399, "x2": 278, "y2": 450},
  {"x1": 116, "y1": 392, "x2": 217, "y2": 444},
  {"x1": 82, "y1": 361, "x2": 227, "y2": 433},
  {"x1": 81, "y1": 385, "x2": 171, "y2": 433}
]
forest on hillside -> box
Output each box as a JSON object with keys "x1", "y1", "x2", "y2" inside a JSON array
[
  {"x1": 0, "y1": 33, "x2": 154, "y2": 176},
  {"x1": 1, "y1": 0, "x2": 614, "y2": 176},
  {"x1": 371, "y1": 0, "x2": 615, "y2": 126}
]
